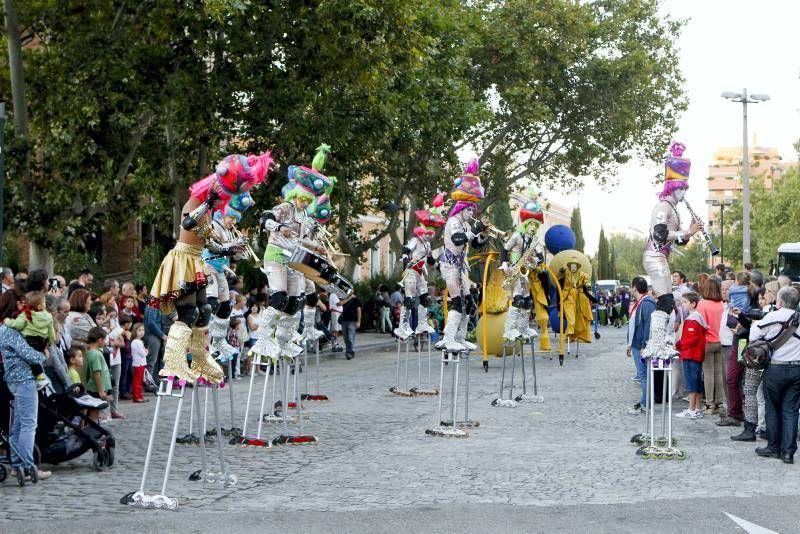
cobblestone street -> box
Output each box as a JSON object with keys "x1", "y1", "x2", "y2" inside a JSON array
[{"x1": 2, "y1": 328, "x2": 798, "y2": 533}]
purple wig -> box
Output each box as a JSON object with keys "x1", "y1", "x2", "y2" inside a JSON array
[
  {"x1": 449, "y1": 200, "x2": 477, "y2": 218},
  {"x1": 658, "y1": 180, "x2": 688, "y2": 200}
]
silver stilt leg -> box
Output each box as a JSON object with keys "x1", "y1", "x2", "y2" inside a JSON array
[
  {"x1": 240, "y1": 357, "x2": 257, "y2": 439},
  {"x1": 517, "y1": 340, "x2": 544, "y2": 403},
  {"x1": 176, "y1": 383, "x2": 198, "y2": 444},
  {"x1": 157, "y1": 381, "x2": 185, "y2": 509},
  {"x1": 189, "y1": 386, "x2": 208, "y2": 482},
  {"x1": 390, "y1": 338, "x2": 413, "y2": 397},
  {"x1": 425, "y1": 350, "x2": 467, "y2": 437},
  {"x1": 411, "y1": 334, "x2": 438, "y2": 396},
  {"x1": 458, "y1": 351, "x2": 478, "y2": 428},
  {"x1": 226, "y1": 360, "x2": 240, "y2": 437},
  {"x1": 491, "y1": 341, "x2": 516, "y2": 407},
  {"x1": 211, "y1": 386, "x2": 236, "y2": 485}
]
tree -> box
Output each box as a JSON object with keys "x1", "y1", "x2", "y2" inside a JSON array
[
  {"x1": 720, "y1": 151, "x2": 800, "y2": 271},
  {"x1": 466, "y1": 0, "x2": 687, "y2": 208},
  {"x1": 596, "y1": 227, "x2": 610, "y2": 279},
  {"x1": 608, "y1": 233, "x2": 646, "y2": 282},
  {"x1": 570, "y1": 207, "x2": 585, "y2": 253},
  {"x1": 610, "y1": 243, "x2": 617, "y2": 280},
  {"x1": 670, "y1": 237, "x2": 710, "y2": 281}
]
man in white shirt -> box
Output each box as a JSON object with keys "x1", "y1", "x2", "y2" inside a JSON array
[{"x1": 750, "y1": 286, "x2": 800, "y2": 464}]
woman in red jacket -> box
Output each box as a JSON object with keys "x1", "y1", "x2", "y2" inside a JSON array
[{"x1": 675, "y1": 292, "x2": 707, "y2": 419}]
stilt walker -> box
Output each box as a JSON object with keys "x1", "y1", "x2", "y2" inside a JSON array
[
  {"x1": 636, "y1": 141, "x2": 705, "y2": 460},
  {"x1": 392, "y1": 196, "x2": 444, "y2": 397},
  {"x1": 248, "y1": 144, "x2": 332, "y2": 445},
  {"x1": 122, "y1": 152, "x2": 272, "y2": 508},
  {"x1": 426, "y1": 158, "x2": 488, "y2": 437}
]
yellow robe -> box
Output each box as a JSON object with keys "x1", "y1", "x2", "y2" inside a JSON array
[
  {"x1": 529, "y1": 265, "x2": 551, "y2": 351},
  {"x1": 561, "y1": 270, "x2": 592, "y2": 343}
]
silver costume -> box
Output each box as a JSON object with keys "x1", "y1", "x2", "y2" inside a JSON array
[
  {"x1": 500, "y1": 231, "x2": 542, "y2": 340},
  {"x1": 394, "y1": 235, "x2": 435, "y2": 339}
]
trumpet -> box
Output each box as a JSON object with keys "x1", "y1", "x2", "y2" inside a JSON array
[
  {"x1": 682, "y1": 200, "x2": 720, "y2": 256},
  {"x1": 471, "y1": 216, "x2": 508, "y2": 239},
  {"x1": 231, "y1": 227, "x2": 260, "y2": 263}
]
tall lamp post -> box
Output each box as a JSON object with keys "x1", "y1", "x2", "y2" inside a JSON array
[
  {"x1": 0, "y1": 103, "x2": 5, "y2": 267},
  {"x1": 706, "y1": 198, "x2": 733, "y2": 267},
  {"x1": 721, "y1": 89, "x2": 770, "y2": 265}
]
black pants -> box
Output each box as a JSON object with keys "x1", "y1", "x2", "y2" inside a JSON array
[{"x1": 763, "y1": 363, "x2": 800, "y2": 456}]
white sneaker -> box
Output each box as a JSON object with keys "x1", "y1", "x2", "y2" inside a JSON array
[
  {"x1": 675, "y1": 409, "x2": 700, "y2": 419},
  {"x1": 693, "y1": 409, "x2": 704, "y2": 418}
]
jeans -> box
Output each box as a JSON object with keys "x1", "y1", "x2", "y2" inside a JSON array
[
  {"x1": 143, "y1": 334, "x2": 162, "y2": 376},
  {"x1": 633, "y1": 348, "x2": 646, "y2": 406},
  {"x1": 703, "y1": 342, "x2": 725, "y2": 406},
  {"x1": 763, "y1": 363, "x2": 800, "y2": 456},
  {"x1": 725, "y1": 343, "x2": 744, "y2": 419},
  {"x1": 341, "y1": 321, "x2": 357, "y2": 355},
  {"x1": 7, "y1": 381, "x2": 38, "y2": 469},
  {"x1": 109, "y1": 363, "x2": 121, "y2": 414},
  {"x1": 120, "y1": 356, "x2": 133, "y2": 396}
]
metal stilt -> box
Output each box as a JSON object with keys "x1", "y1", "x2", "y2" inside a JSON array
[
  {"x1": 516, "y1": 339, "x2": 544, "y2": 403},
  {"x1": 425, "y1": 350, "x2": 467, "y2": 437},
  {"x1": 189, "y1": 387, "x2": 208, "y2": 481}
]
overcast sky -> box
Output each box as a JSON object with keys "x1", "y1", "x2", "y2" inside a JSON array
[{"x1": 547, "y1": 0, "x2": 800, "y2": 255}]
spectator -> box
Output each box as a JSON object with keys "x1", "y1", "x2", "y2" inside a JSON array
[
  {"x1": 389, "y1": 284, "x2": 403, "y2": 309},
  {"x1": 84, "y1": 327, "x2": 111, "y2": 423},
  {"x1": 120, "y1": 294, "x2": 142, "y2": 322},
  {"x1": 65, "y1": 289, "x2": 96, "y2": 349},
  {"x1": 698, "y1": 277, "x2": 725, "y2": 415},
  {"x1": 675, "y1": 292, "x2": 706, "y2": 418},
  {"x1": 778, "y1": 275, "x2": 792, "y2": 288},
  {"x1": 26, "y1": 269, "x2": 49, "y2": 293},
  {"x1": 375, "y1": 285, "x2": 392, "y2": 334},
  {"x1": 68, "y1": 269, "x2": 94, "y2": 297},
  {"x1": 135, "y1": 283, "x2": 149, "y2": 315},
  {"x1": 717, "y1": 279, "x2": 743, "y2": 427},
  {"x1": 744, "y1": 262, "x2": 754, "y2": 272},
  {"x1": 118, "y1": 315, "x2": 134, "y2": 400},
  {"x1": 143, "y1": 305, "x2": 167, "y2": 378},
  {"x1": 52, "y1": 296, "x2": 72, "y2": 354},
  {"x1": 0, "y1": 323, "x2": 51, "y2": 481},
  {"x1": 752, "y1": 286, "x2": 800, "y2": 464},
  {"x1": 14, "y1": 272, "x2": 28, "y2": 293},
  {"x1": 4, "y1": 291, "x2": 54, "y2": 389},
  {"x1": 43, "y1": 295, "x2": 70, "y2": 388},
  {"x1": 130, "y1": 323, "x2": 149, "y2": 402},
  {"x1": 715, "y1": 263, "x2": 727, "y2": 278},
  {"x1": 626, "y1": 276, "x2": 655, "y2": 415},
  {"x1": 329, "y1": 290, "x2": 343, "y2": 348},
  {"x1": 66, "y1": 348, "x2": 84, "y2": 386},
  {"x1": 246, "y1": 302, "x2": 264, "y2": 375},
  {"x1": 1, "y1": 267, "x2": 14, "y2": 294},
  {"x1": 47, "y1": 276, "x2": 65, "y2": 297},
  {"x1": 339, "y1": 293, "x2": 362, "y2": 361}
]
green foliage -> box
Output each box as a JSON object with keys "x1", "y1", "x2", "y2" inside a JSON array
[
  {"x1": 719, "y1": 159, "x2": 800, "y2": 271},
  {"x1": 607, "y1": 233, "x2": 647, "y2": 282},
  {"x1": 131, "y1": 244, "x2": 165, "y2": 288},
  {"x1": 570, "y1": 207, "x2": 586, "y2": 253},
  {"x1": 670, "y1": 237, "x2": 711, "y2": 281},
  {"x1": 596, "y1": 228, "x2": 610, "y2": 279}
]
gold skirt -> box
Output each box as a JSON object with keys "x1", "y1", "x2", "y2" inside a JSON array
[{"x1": 149, "y1": 242, "x2": 208, "y2": 313}]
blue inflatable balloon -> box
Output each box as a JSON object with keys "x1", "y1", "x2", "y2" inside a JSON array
[
  {"x1": 544, "y1": 225, "x2": 576, "y2": 255},
  {"x1": 549, "y1": 307, "x2": 568, "y2": 333}
]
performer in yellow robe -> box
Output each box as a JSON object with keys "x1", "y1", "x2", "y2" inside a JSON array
[
  {"x1": 529, "y1": 265, "x2": 552, "y2": 351},
  {"x1": 559, "y1": 262, "x2": 593, "y2": 343}
]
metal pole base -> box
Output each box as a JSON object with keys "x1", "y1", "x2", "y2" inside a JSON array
[
  {"x1": 636, "y1": 445, "x2": 686, "y2": 460},
  {"x1": 490, "y1": 398, "x2": 517, "y2": 408},
  {"x1": 120, "y1": 491, "x2": 178, "y2": 510},
  {"x1": 515, "y1": 393, "x2": 544, "y2": 403},
  {"x1": 425, "y1": 426, "x2": 468, "y2": 438},
  {"x1": 261, "y1": 413, "x2": 283, "y2": 424},
  {"x1": 454, "y1": 419, "x2": 480, "y2": 428},
  {"x1": 300, "y1": 393, "x2": 329, "y2": 402},
  {"x1": 409, "y1": 387, "x2": 439, "y2": 396},
  {"x1": 389, "y1": 386, "x2": 414, "y2": 397},
  {"x1": 230, "y1": 435, "x2": 273, "y2": 449},
  {"x1": 272, "y1": 434, "x2": 319, "y2": 445}
]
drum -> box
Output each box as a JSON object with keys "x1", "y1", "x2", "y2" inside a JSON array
[
  {"x1": 288, "y1": 246, "x2": 336, "y2": 285},
  {"x1": 322, "y1": 273, "x2": 354, "y2": 299}
]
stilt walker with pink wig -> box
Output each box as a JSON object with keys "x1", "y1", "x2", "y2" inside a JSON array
[
  {"x1": 122, "y1": 152, "x2": 273, "y2": 509},
  {"x1": 426, "y1": 159, "x2": 489, "y2": 438}
]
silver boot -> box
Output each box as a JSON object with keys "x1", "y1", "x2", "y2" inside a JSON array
[
  {"x1": 414, "y1": 304, "x2": 435, "y2": 334},
  {"x1": 209, "y1": 315, "x2": 239, "y2": 364},
  {"x1": 640, "y1": 310, "x2": 676, "y2": 362},
  {"x1": 455, "y1": 311, "x2": 477, "y2": 351},
  {"x1": 302, "y1": 306, "x2": 324, "y2": 342},
  {"x1": 435, "y1": 310, "x2": 464, "y2": 352},
  {"x1": 503, "y1": 306, "x2": 522, "y2": 341},
  {"x1": 393, "y1": 305, "x2": 414, "y2": 340},
  {"x1": 517, "y1": 307, "x2": 538, "y2": 340}
]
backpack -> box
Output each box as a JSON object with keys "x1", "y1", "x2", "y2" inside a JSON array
[{"x1": 743, "y1": 311, "x2": 800, "y2": 370}]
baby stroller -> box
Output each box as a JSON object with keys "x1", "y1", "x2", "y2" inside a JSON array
[{"x1": 35, "y1": 368, "x2": 116, "y2": 471}]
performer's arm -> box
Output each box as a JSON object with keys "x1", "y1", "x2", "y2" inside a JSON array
[
  {"x1": 652, "y1": 202, "x2": 689, "y2": 245},
  {"x1": 470, "y1": 217, "x2": 489, "y2": 249},
  {"x1": 259, "y1": 202, "x2": 292, "y2": 234},
  {"x1": 182, "y1": 189, "x2": 219, "y2": 230}
]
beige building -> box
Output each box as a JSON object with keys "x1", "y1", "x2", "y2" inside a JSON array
[{"x1": 706, "y1": 145, "x2": 796, "y2": 225}]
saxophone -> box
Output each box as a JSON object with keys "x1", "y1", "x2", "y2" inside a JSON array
[{"x1": 502, "y1": 240, "x2": 544, "y2": 290}]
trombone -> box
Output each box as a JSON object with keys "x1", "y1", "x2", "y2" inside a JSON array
[{"x1": 231, "y1": 227, "x2": 260, "y2": 263}]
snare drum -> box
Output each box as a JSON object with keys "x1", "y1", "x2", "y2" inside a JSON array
[
  {"x1": 322, "y1": 273, "x2": 354, "y2": 299},
  {"x1": 287, "y1": 246, "x2": 336, "y2": 285}
]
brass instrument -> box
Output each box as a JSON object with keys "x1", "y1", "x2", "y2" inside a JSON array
[
  {"x1": 682, "y1": 200, "x2": 720, "y2": 256},
  {"x1": 471, "y1": 216, "x2": 508, "y2": 239},
  {"x1": 231, "y1": 227, "x2": 260, "y2": 263},
  {"x1": 502, "y1": 242, "x2": 543, "y2": 289}
]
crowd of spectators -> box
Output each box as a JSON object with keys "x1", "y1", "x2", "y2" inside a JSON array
[{"x1": 622, "y1": 263, "x2": 800, "y2": 464}]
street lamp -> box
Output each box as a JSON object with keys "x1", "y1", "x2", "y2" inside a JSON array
[
  {"x1": 706, "y1": 198, "x2": 734, "y2": 266},
  {"x1": 721, "y1": 89, "x2": 770, "y2": 265}
]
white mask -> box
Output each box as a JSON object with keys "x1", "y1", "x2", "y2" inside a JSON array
[
  {"x1": 569, "y1": 263, "x2": 578, "y2": 273},
  {"x1": 672, "y1": 188, "x2": 687, "y2": 202}
]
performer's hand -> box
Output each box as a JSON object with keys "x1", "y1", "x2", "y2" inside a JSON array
[
  {"x1": 689, "y1": 220, "x2": 703, "y2": 236},
  {"x1": 205, "y1": 186, "x2": 221, "y2": 208},
  {"x1": 626, "y1": 346, "x2": 631, "y2": 358},
  {"x1": 499, "y1": 262, "x2": 510, "y2": 273}
]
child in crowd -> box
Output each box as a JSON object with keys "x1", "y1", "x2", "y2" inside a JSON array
[
  {"x1": 66, "y1": 347, "x2": 84, "y2": 386},
  {"x1": 84, "y1": 327, "x2": 112, "y2": 423},
  {"x1": 4, "y1": 291, "x2": 55, "y2": 389},
  {"x1": 728, "y1": 272, "x2": 751, "y2": 314},
  {"x1": 118, "y1": 315, "x2": 134, "y2": 400},
  {"x1": 675, "y1": 292, "x2": 707, "y2": 419},
  {"x1": 227, "y1": 316, "x2": 242, "y2": 379},
  {"x1": 130, "y1": 322, "x2": 149, "y2": 403}
]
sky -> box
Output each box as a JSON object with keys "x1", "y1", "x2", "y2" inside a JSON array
[{"x1": 546, "y1": 0, "x2": 800, "y2": 255}]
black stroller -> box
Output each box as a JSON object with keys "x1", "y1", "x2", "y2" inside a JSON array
[{"x1": 34, "y1": 368, "x2": 116, "y2": 472}]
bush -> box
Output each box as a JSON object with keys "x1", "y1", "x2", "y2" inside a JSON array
[{"x1": 131, "y1": 243, "x2": 164, "y2": 287}]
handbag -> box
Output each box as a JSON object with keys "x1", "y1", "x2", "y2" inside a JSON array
[{"x1": 743, "y1": 311, "x2": 800, "y2": 370}]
